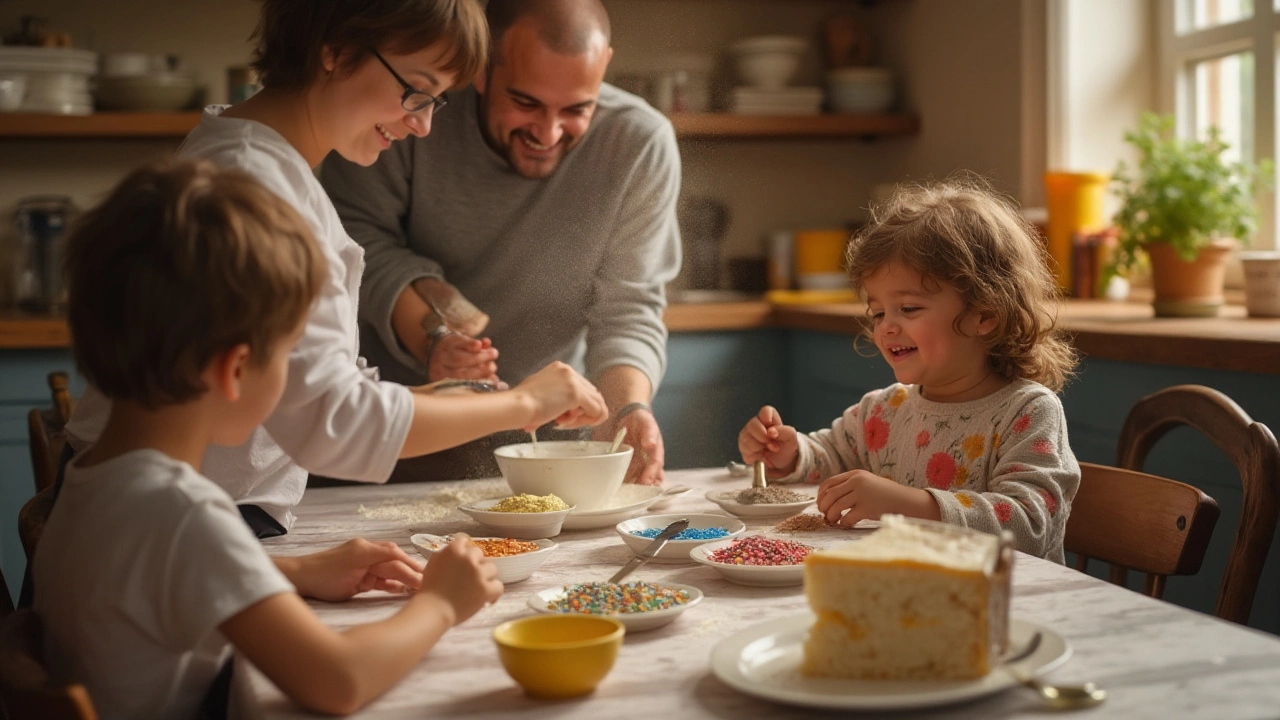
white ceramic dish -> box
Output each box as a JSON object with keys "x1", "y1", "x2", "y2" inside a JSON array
[
  {"x1": 560, "y1": 484, "x2": 668, "y2": 530},
  {"x1": 688, "y1": 536, "x2": 816, "y2": 586},
  {"x1": 711, "y1": 615, "x2": 1070, "y2": 711},
  {"x1": 494, "y1": 440, "x2": 632, "y2": 511},
  {"x1": 410, "y1": 534, "x2": 556, "y2": 585},
  {"x1": 457, "y1": 498, "x2": 575, "y2": 539},
  {"x1": 705, "y1": 489, "x2": 816, "y2": 518},
  {"x1": 615, "y1": 513, "x2": 746, "y2": 563},
  {"x1": 528, "y1": 582, "x2": 703, "y2": 632}
]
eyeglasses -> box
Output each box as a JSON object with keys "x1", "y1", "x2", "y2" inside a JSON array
[{"x1": 370, "y1": 48, "x2": 448, "y2": 114}]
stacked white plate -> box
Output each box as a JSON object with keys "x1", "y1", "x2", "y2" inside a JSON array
[
  {"x1": 730, "y1": 86, "x2": 823, "y2": 116},
  {"x1": 0, "y1": 46, "x2": 97, "y2": 115}
]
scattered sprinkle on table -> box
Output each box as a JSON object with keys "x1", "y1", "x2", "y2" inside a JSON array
[
  {"x1": 631, "y1": 526, "x2": 730, "y2": 540},
  {"x1": 470, "y1": 538, "x2": 540, "y2": 557},
  {"x1": 490, "y1": 493, "x2": 569, "y2": 513},
  {"x1": 707, "y1": 536, "x2": 814, "y2": 566},
  {"x1": 773, "y1": 513, "x2": 837, "y2": 533},
  {"x1": 733, "y1": 486, "x2": 811, "y2": 504},
  {"x1": 548, "y1": 581, "x2": 690, "y2": 614}
]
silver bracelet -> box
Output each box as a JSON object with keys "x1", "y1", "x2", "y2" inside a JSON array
[
  {"x1": 422, "y1": 304, "x2": 452, "y2": 370},
  {"x1": 615, "y1": 401, "x2": 653, "y2": 421}
]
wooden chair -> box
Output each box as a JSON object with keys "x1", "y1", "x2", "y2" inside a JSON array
[
  {"x1": 0, "y1": 566, "x2": 13, "y2": 619},
  {"x1": 1066, "y1": 462, "x2": 1220, "y2": 598},
  {"x1": 1117, "y1": 384, "x2": 1280, "y2": 626},
  {"x1": 16, "y1": 487, "x2": 56, "y2": 610},
  {"x1": 0, "y1": 610, "x2": 97, "y2": 720},
  {"x1": 27, "y1": 372, "x2": 74, "y2": 494}
]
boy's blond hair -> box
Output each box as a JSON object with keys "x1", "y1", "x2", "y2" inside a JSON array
[
  {"x1": 846, "y1": 175, "x2": 1078, "y2": 392},
  {"x1": 65, "y1": 159, "x2": 327, "y2": 408}
]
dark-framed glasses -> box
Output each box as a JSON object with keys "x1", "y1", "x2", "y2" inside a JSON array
[{"x1": 370, "y1": 48, "x2": 448, "y2": 114}]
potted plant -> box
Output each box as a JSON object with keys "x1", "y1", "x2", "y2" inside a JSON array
[{"x1": 1108, "y1": 112, "x2": 1272, "y2": 317}]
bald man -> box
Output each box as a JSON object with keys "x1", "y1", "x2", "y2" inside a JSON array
[{"x1": 320, "y1": 0, "x2": 681, "y2": 486}]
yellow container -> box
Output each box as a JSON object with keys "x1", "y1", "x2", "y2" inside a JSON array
[
  {"x1": 492, "y1": 615, "x2": 625, "y2": 698},
  {"x1": 1044, "y1": 171, "x2": 1109, "y2": 292},
  {"x1": 793, "y1": 229, "x2": 849, "y2": 275}
]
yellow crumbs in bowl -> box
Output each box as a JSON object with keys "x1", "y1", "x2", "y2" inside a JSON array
[
  {"x1": 471, "y1": 538, "x2": 541, "y2": 557},
  {"x1": 491, "y1": 493, "x2": 570, "y2": 513}
]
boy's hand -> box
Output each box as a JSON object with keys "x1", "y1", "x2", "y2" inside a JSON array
[
  {"x1": 738, "y1": 405, "x2": 799, "y2": 476},
  {"x1": 817, "y1": 470, "x2": 941, "y2": 526},
  {"x1": 288, "y1": 539, "x2": 424, "y2": 602},
  {"x1": 418, "y1": 534, "x2": 504, "y2": 626},
  {"x1": 512, "y1": 361, "x2": 608, "y2": 430}
]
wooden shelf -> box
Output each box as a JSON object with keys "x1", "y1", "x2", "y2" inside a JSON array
[
  {"x1": 670, "y1": 112, "x2": 919, "y2": 139},
  {"x1": 0, "y1": 111, "x2": 201, "y2": 138},
  {"x1": 0, "y1": 111, "x2": 919, "y2": 140}
]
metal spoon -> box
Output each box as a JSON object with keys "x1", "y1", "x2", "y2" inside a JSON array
[{"x1": 1005, "y1": 633, "x2": 1107, "y2": 709}]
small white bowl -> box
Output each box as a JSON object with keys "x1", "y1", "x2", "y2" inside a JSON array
[
  {"x1": 458, "y1": 498, "x2": 575, "y2": 540},
  {"x1": 614, "y1": 513, "x2": 747, "y2": 563},
  {"x1": 732, "y1": 35, "x2": 807, "y2": 89},
  {"x1": 705, "y1": 489, "x2": 816, "y2": 518},
  {"x1": 411, "y1": 534, "x2": 557, "y2": 585},
  {"x1": 689, "y1": 537, "x2": 815, "y2": 587},
  {"x1": 0, "y1": 73, "x2": 27, "y2": 112},
  {"x1": 528, "y1": 582, "x2": 703, "y2": 632},
  {"x1": 494, "y1": 441, "x2": 632, "y2": 512}
]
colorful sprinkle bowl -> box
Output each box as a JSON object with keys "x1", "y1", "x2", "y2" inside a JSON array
[
  {"x1": 528, "y1": 581, "x2": 704, "y2": 632},
  {"x1": 457, "y1": 498, "x2": 576, "y2": 540},
  {"x1": 614, "y1": 513, "x2": 747, "y2": 562},
  {"x1": 688, "y1": 535, "x2": 817, "y2": 587},
  {"x1": 410, "y1": 534, "x2": 557, "y2": 585},
  {"x1": 492, "y1": 615, "x2": 625, "y2": 698}
]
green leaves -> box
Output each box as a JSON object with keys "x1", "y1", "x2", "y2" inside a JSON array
[{"x1": 1109, "y1": 112, "x2": 1273, "y2": 277}]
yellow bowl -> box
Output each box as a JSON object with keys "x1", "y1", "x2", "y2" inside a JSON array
[{"x1": 492, "y1": 615, "x2": 625, "y2": 698}]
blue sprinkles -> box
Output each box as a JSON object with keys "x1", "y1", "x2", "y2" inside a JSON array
[{"x1": 631, "y1": 526, "x2": 730, "y2": 541}]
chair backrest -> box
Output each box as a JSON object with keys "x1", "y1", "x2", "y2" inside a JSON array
[
  {"x1": 0, "y1": 565, "x2": 13, "y2": 619},
  {"x1": 17, "y1": 487, "x2": 56, "y2": 610},
  {"x1": 1066, "y1": 462, "x2": 1220, "y2": 598},
  {"x1": 0, "y1": 610, "x2": 98, "y2": 720},
  {"x1": 1117, "y1": 384, "x2": 1280, "y2": 626},
  {"x1": 27, "y1": 372, "x2": 74, "y2": 494}
]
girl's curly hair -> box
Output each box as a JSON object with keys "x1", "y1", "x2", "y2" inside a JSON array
[{"x1": 845, "y1": 174, "x2": 1077, "y2": 392}]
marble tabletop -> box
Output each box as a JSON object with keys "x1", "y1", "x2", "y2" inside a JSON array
[{"x1": 232, "y1": 468, "x2": 1280, "y2": 719}]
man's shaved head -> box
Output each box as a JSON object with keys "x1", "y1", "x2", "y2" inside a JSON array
[{"x1": 485, "y1": 0, "x2": 611, "y2": 64}]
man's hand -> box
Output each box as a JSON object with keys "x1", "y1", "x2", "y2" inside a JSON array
[
  {"x1": 597, "y1": 406, "x2": 664, "y2": 486},
  {"x1": 428, "y1": 333, "x2": 500, "y2": 384},
  {"x1": 281, "y1": 538, "x2": 424, "y2": 602}
]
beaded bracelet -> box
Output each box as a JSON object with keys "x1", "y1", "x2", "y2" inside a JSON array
[{"x1": 615, "y1": 401, "x2": 653, "y2": 421}]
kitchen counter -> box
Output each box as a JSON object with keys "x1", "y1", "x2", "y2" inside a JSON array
[{"x1": 6, "y1": 296, "x2": 1279, "y2": 374}]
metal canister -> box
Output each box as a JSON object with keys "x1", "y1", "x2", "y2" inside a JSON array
[{"x1": 14, "y1": 195, "x2": 74, "y2": 313}]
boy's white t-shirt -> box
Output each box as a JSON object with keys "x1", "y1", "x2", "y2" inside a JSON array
[
  {"x1": 63, "y1": 107, "x2": 414, "y2": 529},
  {"x1": 33, "y1": 449, "x2": 295, "y2": 720}
]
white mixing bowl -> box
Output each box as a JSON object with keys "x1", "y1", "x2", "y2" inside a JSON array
[{"x1": 493, "y1": 441, "x2": 632, "y2": 511}]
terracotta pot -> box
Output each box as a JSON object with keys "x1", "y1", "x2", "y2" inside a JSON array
[{"x1": 1145, "y1": 239, "x2": 1236, "y2": 317}]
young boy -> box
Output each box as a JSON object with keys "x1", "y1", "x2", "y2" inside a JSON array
[{"x1": 33, "y1": 159, "x2": 504, "y2": 719}]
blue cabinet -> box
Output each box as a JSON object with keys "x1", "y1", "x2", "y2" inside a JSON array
[{"x1": 0, "y1": 349, "x2": 79, "y2": 606}]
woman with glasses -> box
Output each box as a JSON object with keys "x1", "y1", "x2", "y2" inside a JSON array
[{"x1": 64, "y1": 0, "x2": 609, "y2": 539}]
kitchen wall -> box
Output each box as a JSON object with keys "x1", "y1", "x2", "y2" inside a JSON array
[{"x1": 0, "y1": 0, "x2": 1050, "y2": 284}]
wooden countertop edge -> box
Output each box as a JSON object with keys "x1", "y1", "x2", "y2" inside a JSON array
[{"x1": 6, "y1": 301, "x2": 1280, "y2": 375}]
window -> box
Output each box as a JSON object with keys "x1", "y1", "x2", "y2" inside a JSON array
[{"x1": 1160, "y1": 0, "x2": 1277, "y2": 248}]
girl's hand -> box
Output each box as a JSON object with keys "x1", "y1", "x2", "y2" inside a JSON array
[
  {"x1": 817, "y1": 470, "x2": 941, "y2": 526},
  {"x1": 417, "y1": 534, "x2": 504, "y2": 626},
  {"x1": 511, "y1": 361, "x2": 608, "y2": 430},
  {"x1": 287, "y1": 539, "x2": 425, "y2": 602},
  {"x1": 738, "y1": 405, "x2": 800, "y2": 476}
]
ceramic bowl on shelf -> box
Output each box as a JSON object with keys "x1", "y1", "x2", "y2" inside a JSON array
[
  {"x1": 732, "y1": 35, "x2": 807, "y2": 89},
  {"x1": 0, "y1": 73, "x2": 27, "y2": 112},
  {"x1": 410, "y1": 534, "x2": 557, "y2": 584},
  {"x1": 494, "y1": 440, "x2": 632, "y2": 511},
  {"x1": 614, "y1": 513, "x2": 746, "y2": 562},
  {"x1": 457, "y1": 498, "x2": 575, "y2": 539},
  {"x1": 825, "y1": 66, "x2": 895, "y2": 112},
  {"x1": 492, "y1": 615, "x2": 625, "y2": 698},
  {"x1": 95, "y1": 71, "x2": 197, "y2": 111}
]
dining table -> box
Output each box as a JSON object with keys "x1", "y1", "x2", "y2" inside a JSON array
[{"x1": 231, "y1": 467, "x2": 1280, "y2": 719}]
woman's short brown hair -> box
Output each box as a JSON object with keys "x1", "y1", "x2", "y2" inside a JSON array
[
  {"x1": 846, "y1": 175, "x2": 1078, "y2": 392},
  {"x1": 250, "y1": 0, "x2": 488, "y2": 92},
  {"x1": 65, "y1": 158, "x2": 327, "y2": 408}
]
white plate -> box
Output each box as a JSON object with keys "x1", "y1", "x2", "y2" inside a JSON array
[
  {"x1": 527, "y1": 582, "x2": 703, "y2": 632},
  {"x1": 615, "y1": 513, "x2": 747, "y2": 562},
  {"x1": 410, "y1": 534, "x2": 557, "y2": 585},
  {"x1": 688, "y1": 536, "x2": 814, "y2": 586},
  {"x1": 712, "y1": 615, "x2": 1070, "y2": 711},
  {"x1": 705, "y1": 489, "x2": 816, "y2": 518},
  {"x1": 561, "y1": 484, "x2": 666, "y2": 530}
]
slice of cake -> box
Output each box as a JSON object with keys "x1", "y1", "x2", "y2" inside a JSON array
[{"x1": 802, "y1": 515, "x2": 1013, "y2": 681}]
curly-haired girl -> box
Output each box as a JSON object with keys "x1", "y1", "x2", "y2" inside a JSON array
[{"x1": 738, "y1": 176, "x2": 1081, "y2": 561}]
